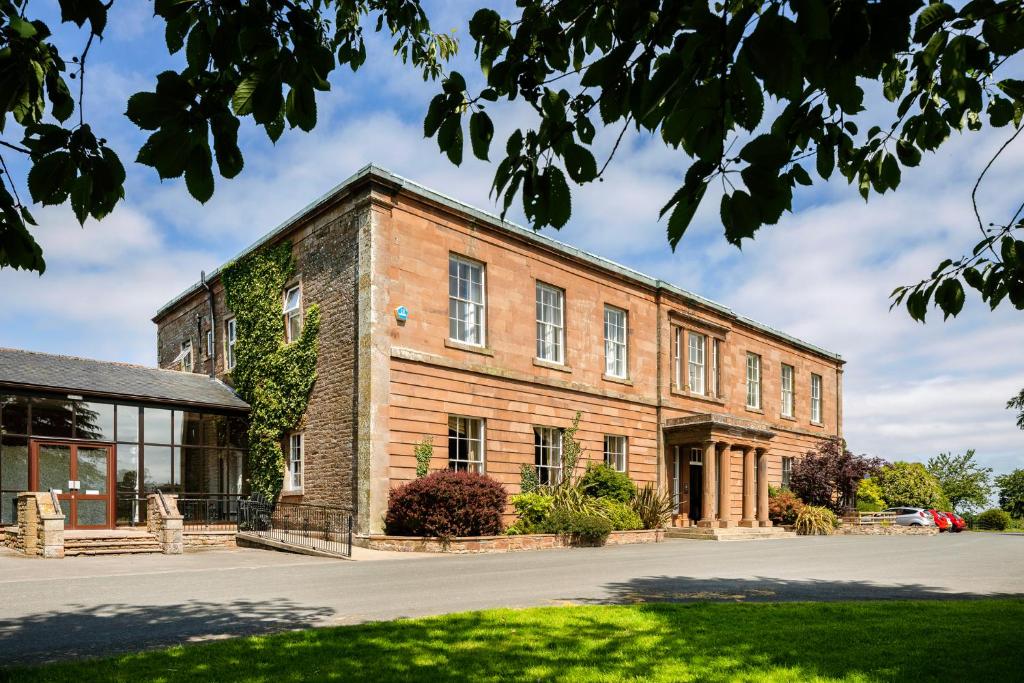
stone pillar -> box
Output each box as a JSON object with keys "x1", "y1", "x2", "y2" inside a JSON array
[
  {"x1": 717, "y1": 443, "x2": 733, "y2": 527},
  {"x1": 147, "y1": 493, "x2": 184, "y2": 554},
  {"x1": 741, "y1": 446, "x2": 757, "y2": 527},
  {"x1": 756, "y1": 448, "x2": 772, "y2": 527},
  {"x1": 18, "y1": 492, "x2": 64, "y2": 558},
  {"x1": 698, "y1": 440, "x2": 716, "y2": 527}
]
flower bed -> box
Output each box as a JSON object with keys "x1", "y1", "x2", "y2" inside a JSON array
[{"x1": 355, "y1": 528, "x2": 665, "y2": 554}]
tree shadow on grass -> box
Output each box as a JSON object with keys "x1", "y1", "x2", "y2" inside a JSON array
[
  {"x1": 0, "y1": 598, "x2": 335, "y2": 667},
  {"x1": 4, "y1": 592, "x2": 1023, "y2": 682}
]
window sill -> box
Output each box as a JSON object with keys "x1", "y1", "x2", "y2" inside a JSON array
[
  {"x1": 602, "y1": 374, "x2": 632, "y2": 386},
  {"x1": 779, "y1": 414, "x2": 797, "y2": 422},
  {"x1": 744, "y1": 406, "x2": 765, "y2": 415},
  {"x1": 533, "y1": 358, "x2": 572, "y2": 373},
  {"x1": 670, "y1": 389, "x2": 725, "y2": 405},
  {"x1": 445, "y1": 339, "x2": 494, "y2": 356},
  {"x1": 809, "y1": 421, "x2": 825, "y2": 428},
  {"x1": 282, "y1": 488, "x2": 304, "y2": 496}
]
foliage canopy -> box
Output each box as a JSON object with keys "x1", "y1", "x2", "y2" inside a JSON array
[
  {"x1": 789, "y1": 437, "x2": 886, "y2": 513},
  {"x1": 925, "y1": 449, "x2": 992, "y2": 512}
]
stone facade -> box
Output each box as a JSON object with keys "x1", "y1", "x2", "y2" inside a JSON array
[{"x1": 154, "y1": 166, "x2": 845, "y2": 535}]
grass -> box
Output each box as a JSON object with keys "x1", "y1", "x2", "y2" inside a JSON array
[{"x1": 7, "y1": 601, "x2": 1023, "y2": 682}]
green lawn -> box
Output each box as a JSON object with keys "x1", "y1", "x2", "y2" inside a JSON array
[{"x1": 8, "y1": 601, "x2": 1023, "y2": 682}]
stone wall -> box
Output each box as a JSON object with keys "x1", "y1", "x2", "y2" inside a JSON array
[
  {"x1": 183, "y1": 530, "x2": 237, "y2": 548},
  {"x1": 834, "y1": 524, "x2": 940, "y2": 536},
  {"x1": 16, "y1": 492, "x2": 64, "y2": 558},
  {"x1": 355, "y1": 528, "x2": 665, "y2": 553}
]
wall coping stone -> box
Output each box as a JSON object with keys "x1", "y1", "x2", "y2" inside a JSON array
[{"x1": 355, "y1": 528, "x2": 665, "y2": 553}]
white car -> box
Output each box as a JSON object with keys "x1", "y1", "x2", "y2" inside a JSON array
[{"x1": 883, "y1": 507, "x2": 935, "y2": 526}]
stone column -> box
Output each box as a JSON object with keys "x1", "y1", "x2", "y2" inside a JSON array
[
  {"x1": 741, "y1": 446, "x2": 756, "y2": 527},
  {"x1": 717, "y1": 443, "x2": 733, "y2": 527},
  {"x1": 756, "y1": 448, "x2": 772, "y2": 527},
  {"x1": 698, "y1": 440, "x2": 716, "y2": 527}
]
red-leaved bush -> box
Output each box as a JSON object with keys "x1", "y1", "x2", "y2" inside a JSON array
[
  {"x1": 384, "y1": 470, "x2": 507, "y2": 537},
  {"x1": 769, "y1": 489, "x2": 805, "y2": 526}
]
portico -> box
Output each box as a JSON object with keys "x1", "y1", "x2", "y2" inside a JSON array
[{"x1": 664, "y1": 414, "x2": 775, "y2": 529}]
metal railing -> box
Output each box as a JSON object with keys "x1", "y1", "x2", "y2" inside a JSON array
[
  {"x1": 176, "y1": 493, "x2": 244, "y2": 531},
  {"x1": 852, "y1": 511, "x2": 898, "y2": 525},
  {"x1": 239, "y1": 497, "x2": 352, "y2": 557}
]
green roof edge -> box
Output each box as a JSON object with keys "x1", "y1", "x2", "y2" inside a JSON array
[{"x1": 154, "y1": 164, "x2": 843, "y2": 362}]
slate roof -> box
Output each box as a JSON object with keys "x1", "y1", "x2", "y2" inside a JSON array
[{"x1": 0, "y1": 348, "x2": 249, "y2": 412}]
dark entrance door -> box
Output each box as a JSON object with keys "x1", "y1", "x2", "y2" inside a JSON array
[
  {"x1": 689, "y1": 464, "x2": 703, "y2": 521},
  {"x1": 29, "y1": 441, "x2": 115, "y2": 529}
]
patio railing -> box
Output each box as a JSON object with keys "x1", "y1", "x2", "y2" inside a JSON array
[
  {"x1": 176, "y1": 493, "x2": 244, "y2": 531},
  {"x1": 239, "y1": 497, "x2": 352, "y2": 557}
]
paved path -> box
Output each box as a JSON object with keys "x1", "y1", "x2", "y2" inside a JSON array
[{"x1": 1, "y1": 533, "x2": 1022, "y2": 665}]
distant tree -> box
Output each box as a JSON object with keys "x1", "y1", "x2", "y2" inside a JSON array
[
  {"x1": 875, "y1": 461, "x2": 947, "y2": 509},
  {"x1": 789, "y1": 437, "x2": 886, "y2": 514},
  {"x1": 1008, "y1": 390, "x2": 1024, "y2": 430},
  {"x1": 926, "y1": 450, "x2": 993, "y2": 513},
  {"x1": 995, "y1": 469, "x2": 1024, "y2": 518}
]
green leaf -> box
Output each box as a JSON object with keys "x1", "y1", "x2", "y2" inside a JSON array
[
  {"x1": 232, "y1": 75, "x2": 261, "y2": 116},
  {"x1": 963, "y1": 266, "x2": 984, "y2": 291},
  {"x1": 545, "y1": 166, "x2": 571, "y2": 228},
  {"x1": 720, "y1": 190, "x2": 760, "y2": 241},
  {"x1": 125, "y1": 92, "x2": 169, "y2": 130},
  {"x1": 816, "y1": 143, "x2": 835, "y2": 180},
  {"x1": 562, "y1": 143, "x2": 597, "y2": 183},
  {"x1": 69, "y1": 174, "x2": 93, "y2": 224},
  {"x1": 915, "y1": 3, "x2": 956, "y2": 41},
  {"x1": 27, "y1": 152, "x2": 75, "y2": 205},
  {"x1": 186, "y1": 25, "x2": 211, "y2": 72},
  {"x1": 740, "y1": 134, "x2": 790, "y2": 168},
  {"x1": 286, "y1": 85, "x2": 317, "y2": 132},
  {"x1": 424, "y1": 94, "x2": 447, "y2": 138},
  {"x1": 935, "y1": 278, "x2": 965, "y2": 319},
  {"x1": 469, "y1": 111, "x2": 493, "y2": 161},
  {"x1": 184, "y1": 141, "x2": 215, "y2": 203},
  {"x1": 437, "y1": 115, "x2": 463, "y2": 166},
  {"x1": 9, "y1": 17, "x2": 37, "y2": 38},
  {"x1": 896, "y1": 140, "x2": 922, "y2": 167}
]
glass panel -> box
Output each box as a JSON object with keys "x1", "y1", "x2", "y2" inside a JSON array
[
  {"x1": 76, "y1": 499, "x2": 107, "y2": 527},
  {"x1": 143, "y1": 408, "x2": 173, "y2": 445},
  {"x1": 1, "y1": 394, "x2": 29, "y2": 434},
  {"x1": 228, "y1": 450, "x2": 245, "y2": 495},
  {"x1": 38, "y1": 444, "x2": 71, "y2": 491},
  {"x1": 116, "y1": 405, "x2": 140, "y2": 443},
  {"x1": 182, "y1": 447, "x2": 214, "y2": 493},
  {"x1": 116, "y1": 443, "x2": 139, "y2": 494},
  {"x1": 1, "y1": 492, "x2": 17, "y2": 526},
  {"x1": 143, "y1": 445, "x2": 173, "y2": 492},
  {"x1": 31, "y1": 398, "x2": 74, "y2": 438},
  {"x1": 77, "y1": 447, "x2": 108, "y2": 493},
  {"x1": 75, "y1": 401, "x2": 115, "y2": 440},
  {"x1": 1, "y1": 436, "x2": 28, "y2": 524}
]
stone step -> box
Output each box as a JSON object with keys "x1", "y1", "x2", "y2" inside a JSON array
[
  {"x1": 665, "y1": 527, "x2": 797, "y2": 541},
  {"x1": 65, "y1": 546, "x2": 163, "y2": 556}
]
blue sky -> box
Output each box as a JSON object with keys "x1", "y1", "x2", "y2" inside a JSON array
[{"x1": 2, "y1": 1, "x2": 1022, "y2": 475}]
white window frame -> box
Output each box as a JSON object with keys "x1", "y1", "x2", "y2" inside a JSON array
[
  {"x1": 689, "y1": 447, "x2": 703, "y2": 465},
  {"x1": 781, "y1": 363, "x2": 795, "y2": 418},
  {"x1": 811, "y1": 373, "x2": 823, "y2": 424},
  {"x1": 179, "y1": 340, "x2": 193, "y2": 372},
  {"x1": 448, "y1": 254, "x2": 486, "y2": 346},
  {"x1": 535, "y1": 282, "x2": 565, "y2": 364},
  {"x1": 447, "y1": 416, "x2": 485, "y2": 473},
  {"x1": 283, "y1": 285, "x2": 303, "y2": 343},
  {"x1": 603, "y1": 435, "x2": 627, "y2": 473},
  {"x1": 533, "y1": 426, "x2": 563, "y2": 485},
  {"x1": 206, "y1": 329, "x2": 214, "y2": 358},
  {"x1": 225, "y1": 318, "x2": 237, "y2": 370},
  {"x1": 673, "y1": 327, "x2": 683, "y2": 390},
  {"x1": 782, "y1": 456, "x2": 794, "y2": 489},
  {"x1": 746, "y1": 352, "x2": 761, "y2": 409},
  {"x1": 688, "y1": 332, "x2": 706, "y2": 395},
  {"x1": 287, "y1": 432, "x2": 303, "y2": 491},
  {"x1": 712, "y1": 338, "x2": 720, "y2": 398},
  {"x1": 603, "y1": 305, "x2": 628, "y2": 378}
]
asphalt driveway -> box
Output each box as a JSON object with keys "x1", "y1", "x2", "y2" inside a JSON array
[{"x1": 1, "y1": 533, "x2": 1021, "y2": 665}]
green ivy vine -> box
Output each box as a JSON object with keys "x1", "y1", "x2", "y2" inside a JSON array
[{"x1": 222, "y1": 241, "x2": 320, "y2": 499}]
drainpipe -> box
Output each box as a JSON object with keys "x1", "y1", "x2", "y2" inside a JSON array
[{"x1": 201, "y1": 271, "x2": 217, "y2": 378}]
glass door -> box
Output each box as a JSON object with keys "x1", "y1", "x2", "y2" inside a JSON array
[{"x1": 30, "y1": 441, "x2": 114, "y2": 529}]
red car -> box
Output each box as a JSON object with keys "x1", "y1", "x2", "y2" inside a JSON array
[
  {"x1": 944, "y1": 512, "x2": 966, "y2": 532},
  {"x1": 925, "y1": 509, "x2": 951, "y2": 531}
]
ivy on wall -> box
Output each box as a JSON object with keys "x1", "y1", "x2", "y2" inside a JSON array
[{"x1": 222, "y1": 241, "x2": 320, "y2": 499}]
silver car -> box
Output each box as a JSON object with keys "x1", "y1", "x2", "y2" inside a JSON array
[{"x1": 883, "y1": 507, "x2": 935, "y2": 526}]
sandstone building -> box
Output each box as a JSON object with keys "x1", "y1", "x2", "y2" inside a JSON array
[{"x1": 153, "y1": 165, "x2": 844, "y2": 534}]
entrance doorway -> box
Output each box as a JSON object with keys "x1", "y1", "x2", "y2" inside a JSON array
[
  {"x1": 689, "y1": 464, "x2": 703, "y2": 521},
  {"x1": 29, "y1": 441, "x2": 115, "y2": 529}
]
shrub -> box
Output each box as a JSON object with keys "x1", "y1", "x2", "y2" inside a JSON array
[
  {"x1": 542, "y1": 509, "x2": 612, "y2": 545},
  {"x1": 631, "y1": 483, "x2": 674, "y2": 530},
  {"x1": 385, "y1": 470, "x2": 507, "y2": 538},
  {"x1": 995, "y1": 469, "x2": 1024, "y2": 519},
  {"x1": 768, "y1": 489, "x2": 805, "y2": 526},
  {"x1": 975, "y1": 508, "x2": 1011, "y2": 531},
  {"x1": 790, "y1": 438, "x2": 887, "y2": 513},
  {"x1": 875, "y1": 462, "x2": 947, "y2": 509},
  {"x1": 580, "y1": 463, "x2": 636, "y2": 503},
  {"x1": 855, "y1": 478, "x2": 886, "y2": 512},
  {"x1": 414, "y1": 436, "x2": 433, "y2": 478},
  {"x1": 595, "y1": 497, "x2": 643, "y2": 531},
  {"x1": 519, "y1": 463, "x2": 540, "y2": 494},
  {"x1": 506, "y1": 491, "x2": 554, "y2": 534},
  {"x1": 794, "y1": 505, "x2": 838, "y2": 535}
]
